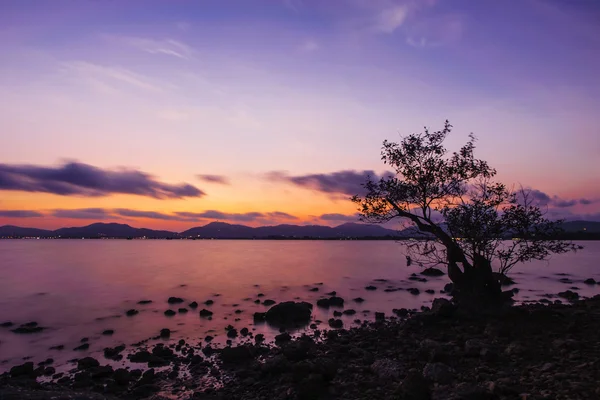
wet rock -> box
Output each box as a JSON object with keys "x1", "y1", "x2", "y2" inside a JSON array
[
  {"x1": 423, "y1": 362, "x2": 454, "y2": 384},
  {"x1": 204, "y1": 299, "x2": 214, "y2": 305},
  {"x1": 132, "y1": 384, "x2": 160, "y2": 398},
  {"x1": 255, "y1": 334, "x2": 265, "y2": 343},
  {"x1": 138, "y1": 300, "x2": 152, "y2": 305},
  {"x1": 421, "y1": 267, "x2": 445, "y2": 277},
  {"x1": 49, "y1": 345, "x2": 65, "y2": 350},
  {"x1": 220, "y1": 345, "x2": 255, "y2": 363},
  {"x1": 325, "y1": 291, "x2": 337, "y2": 296},
  {"x1": 328, "y1": 318, "x2": 343, "y2": 328},
  {"x1": 168, "y1": 297, "x2": 184, "y2": 304},
  {"x1": 189, "y1": 301, "x2": 199, "y2": 308},
  {"x1": 353, "y1": 297, "x2": 365, "y2": 303},
  {"x1": 43, "y1": 366, "x2": 55, "y2": 376},
  {"x1": 333, "y1": 311, "x2": 343, "y2": 317},
  {"x1": 253, "y1": 312, "x2": 266, "y2": 322},
  {"x1": 74, "y1": 343, "x2": 90, "y2": 351},
  {"x1": 371, "y1": 358, "x2": 401, "y2": 379},
  {"x1": 264, "y1": 301, "x2": 312, "y2": 327},
  {"x1": 408, "y1": 288, "x2": 420, "y2": 295},
  {"x1": 275, "y1": 332, "x2": 292, "y2": 344},
  {"x1": 90, "y1": 365, "x2": 114, "y2": 379},
  {"x1": 317, "y1": 298, "x2": 331, "y2": 308},
  {"x1": 178, "y1": 308, "x2": 188, "y2": 313},
  {"x1": 240, "y1": 327, "x2": 249, "y2": 336},
  {"x1": 375, "y1": 312, "x2": 385, "y2": 321},
  {"x1": 443, "y1": 283, "x2": 454, "y2": 293},
  {"x1": 558, "y1": 290, "x2": 579, "y2": 301},
  {"x1": 425, "y1": 289, "x2": 435, "y2": 294},
  {"x1": 584, "y1": 278, "x2": 596, "y2": 285},
  {"x1": 113, "y1": 368, "x2": 130, "y2": 385},
  {"x1": 263, "y1": 299, "x2": 276, "y2": 306},
  {"x1": 205, "y1": 335, "x2": 214, "y2": 342},
  {"x1": 103, "y1": 345, "x2": 125, "y2": 360},
  {"x1": 199, "y1": 309, "x2": 214, "y2": 317},
  {"x1": 227, "y1": 328, "x2": 238, "y2": 338},
  {"x1": 125, "y1": 309, "x2": 138, "y2": 316},
  {"x1": 152, "y1": 344, "x2": 174, "y2": 359},
  {"x1": 309, "y1": 287, "x2": 319, "y2": 292},
  {"x1": 343, "y1": 309, "x2": 356, "y2": 315},
  {"x1": 11, "y1": 322, "x2": 45, "y2": 334},
  {"x1": 365, "y1": 285, "x2": 377, "y2": 291},
  {"x1": 399, "y1": 371, "x2": 432, "y2": 400},
  {"x1": 80, "y1": 337, "x2": 89, "y2": 343},
  {"x1": 1, "y1": 321, "x2": 14, "y2": 328},
  {"x1": 160, "y1": 328, "x2": 171, "y2": 338},
  {"x1": 78, "y1": 357, "x2": 100, "y2": 370},
  {"x1": 101, "y1": 329, "x2": 114, "y2": 335},
  {"x1": 10, "y1": 362, "x2": 34, "y2": 378},
  {"x1": 431, "y1": 298, "x2": 455, "y2": 317}
]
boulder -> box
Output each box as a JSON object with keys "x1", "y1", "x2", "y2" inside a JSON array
[
  {"x1": 204, "y1": 299, "x2": 214, "y2": 305},
  {"x1": 167, "y1": 297, "x2": 184, "y2": 304},
  {"x1": 408, "y1": 288, "x2": 420, "y2": 295},
  {"x1": 423, "y1": 362, "x2": 454, "y2": 384},
  {"x1": 10, "y1": 362, "x2": 34, "y2": 378},
  {"x1": 263, "y1": 299, "x2": 276, "y2": 306},
  {"x1": 160, "y1": 328, "x2": 170, "y2": 338},
  {"x1": 329, "y1": 296, "x2": 344, "y2": 307},
  {"x1": 584, "y1": 278, "x2": 596, "y2": 285},
  {"x1": 11, "y1": 322, "x2": 45, "y2": 334},
  {"x1": 178, "y1": 308, "x2": 188, "y2": 313},
  {"x1": 352, "y1": 297, "x2": 365, "y2": 303},
  {"x1": 328, "y1": 318, "x2": 343, "y2": 328},
  {"x1": 431, "y1": 298, "x2": 455, "y2": 317},
  {"x1": 558, "y1": 290, "x2": 579, "y2": 301},
  {"x1": 220, "y1": 345, "x2": 255, "y2": 363},
  {"x1": 78, "y1": 357, "x2": 100, "y2": 370},
  {"x1": 113, "y1": 368, "x2": 131, "y2": 385},
  {"x1": 199, "y1": 309, "x2": 213, "y2": 317},
  {"x1": 189, "y1": 301, "x2": 199, "y2": 308},
  {"x1": 164, "y1": 309, "x2": 176, "y2": 316},
  {"x1": 265, "y1": 301, "x2": 312, "y2": 327},
  {"x1": 343, "y1": 309, "x2": 356, "y2": 315},
  {"x1": 421, "y1": 267, "x2": 445, "y2": 277}
]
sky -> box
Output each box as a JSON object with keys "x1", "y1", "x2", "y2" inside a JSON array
[{"x1": 0, "y1": 0, "x2": 599, "y2": 231}]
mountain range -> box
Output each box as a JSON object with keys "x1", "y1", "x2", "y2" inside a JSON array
[{"x1": 0, "y1": 220, "x2": 599, "y2": 239}]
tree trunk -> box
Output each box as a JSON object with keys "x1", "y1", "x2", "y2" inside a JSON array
[{"x1": 446, "y1": 248, "x2": 507, "y2": 308}]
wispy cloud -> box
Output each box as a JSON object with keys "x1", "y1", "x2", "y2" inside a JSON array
[
  {"x1": 196, "y1": 174, "x2": 230, "y2": 185},
  {"x1": 175, "y1": 210, "x2": 264, "y2": 222},
  {"x1": 122, "y1": 37, "x2": 193, "y2": 59},
  {"x1": 0, "y1": 210, "x2": 44, "y2": 218},
  {"x1": 405, "y1": 14, "x2": 464, "y2": 48},
  {"x1": 63, "y1": 61, "x2": 162, "y2": 92},
  {"x1": 0, "y1": 161, "x2": 204, "y2": 199},
  {"x1": 319, "y1": 213, "x2": 359, "y2": 222},
  {"x1": 267, "y1": 170, "x2": 394, "y2": 196},
  {"x1": 52, "y1": 208, "x2": 110, "y2": 220},
  {"x1": 373, "y1": 5, "x2": 409, "y2": 33}
]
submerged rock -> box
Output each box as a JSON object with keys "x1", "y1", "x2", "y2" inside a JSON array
[
  {"x1": 77, "y1": 357, "x2": 100, "y2": 370},
  {"x1": 265, "y1": 301, "x2": 312, "y2": 327},
  {"x1": 164, "y1": 310, "x2": 176, "y2": 316},
  {"x1": 137, "y1": 300, "x2": 153, "y2": 305},
  {"x1": 421, "y1": 267, "x2": 445, "y2": 277},
  {"x1": 125, "y1": 309, "x2": 138, "y2": 316},
  {"x1": 167, "y1": 297, "x2": 184, "y2": 304},
  {"x1": 353, "y1": 297, "x2": 365, "y2": 303},
  {"x1": 558, "y1": 290, "x2": 579, "y2": 301},
  {"x1": 263, "y1": 299, "x2": 276, "y2": 306},
  {"x1": 160, "y1": 328, "x2": 171, "y2": 338},
  {"x1": 328, "y1": 318, "x2": 343, "y2": 328},
  {"x1": 204, "y1": 299, "x2": 214, "y2": 305},
  {"x1": 189, "y1": 301, "x2": 199, "y2": 308},
  {"x1": 584, "y1": 278, "x2": 596, "y2": 285},
  {"x1": 365, "y1": 285, "x2": 377, "y2": 291},
  {"x1": 101, "y1": 329, "x2": 114, "y2": 336},
  {"x1": 199, "y1": 309, "x2": 213, "y2": 317}
]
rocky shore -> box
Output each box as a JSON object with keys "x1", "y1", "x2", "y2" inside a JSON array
[{"x1": 2, "y1": 295, "x2": 600, "y2": 400}]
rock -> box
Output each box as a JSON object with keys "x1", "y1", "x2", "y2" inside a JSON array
[
  {"x1": 137, "y1": 300, "x2": 152, "y2": 304},
  {"x1": 264, "y1": 301, "x2": 312, "y2": 327},
  {"x1": 10, "y1": 362, "x2": 34, "y2": 377},
  {"x1": 353, "y1": 297, "x2": 365, "y2": 303},
  {"x1": 371, "y1": 359, "x2": 402, "y2": 379},
  {"x1": 329, "y1": 296, "x2": 344, "y2": 307},
  {"x1": 220, "y1": 345, "x2": 254, "y2": 363},
  {"x1": 393, "y1": 308, "x2": 409, "y2": 317},
  {"x1": 80, "y1": 337, "x2": 89, "y2": 343},
  {"x1": 317, "y1": 298, "x2": 331, "y2": 308},
  {"x1": 309, "y1": 287, "x2": 319, "y2": 292},
  {"x1": 43, "y1": 366, "x2": 55, "y2": 376},
  {"x1": 343, "y1": 309, "x2": 356, "y2": 315},
  {"x1": 104, "y1": 345, "x2": 125, "y2": 360},
  {"x1": 189, "y1": 301, "x2": 199, "y2": 308},
  {"x1": 1, "y1": 321, "x2": 14, "y2": 328},
  {"x1": 464, "y1": 339, "x2": 486, "y2": 356},
  {"x1": 160, "y1": 328, "x2": 170, "y2": 338},
  {"x1": 78, "y1": 357, "x2": 100, "y2": 369},
  {"x1": 168, "y1": 297, "x2": 184, "y2": 304},
  {"x1": 113, "y1": 368, "x2": 130, "y2": 385},
  {"x1": 164, "y1": 309, "x2": 176, "y2": 316},
  {"x1": 178, "y1": 308, "x2": 188, "y2": 313},
  {"x1": 443, "y1": 283, "x2": 454, "y2": 293},
  {"x1": 204, "y1": 299, "x2": 214, "y2": 305},
  {"x1": 240, "y1": 327, "x2": 249, "y2": 336},
  {"x1": 90, "y1": 365, "x2": 114, "y2": 379},
  {"x1": 132, "y1": 384, "x2": 160, "y2": 398},
  {"x1": 431, "y1": 298, "x2": 455, "y2": 317},
  {"x1": 11, "y1": 322, "x2": 45, "y2": 334},
  {"x1": 558, "y1": 290, "x2": 579, "y2": 301},
  {"x1": 584, "y1": 278, "x2": 596, "y2": 285},
  {"x1": 49, "y1": 344, "x2": 64, "y2": 350},
  {"x1": 423, "y1": 362, "x2": 454, "y2": 384},
  {"x1": 255, "y1": 334, "x2": 265, "y2": 343},
  {"x1": 365, "y1": 285, "x2": 377, "y2": 291},
  {"x1": 125, "y1": 309, "x2": 138, "y2": 316},
  {"x1": 204, "y1": 335, "x2": 213, "y2": 342},
  {"x1": 199, "y1": 309, "x2": 214, "y2": 317},
  {"x1": 152, "y1": 344, "x2": 174, "y2": 359},
  {"x1": 399, "y1": 371, "x2": 432, "y2": 400},
  {"x1": 421, "y1": 267, "x2": 445, "y2": 277},
  {"x1": 425, "y1": 289, "x2": 435, "y2": 294},
  {"x1": 102, "y1": 329, "x2": 114, "y2": 335},
  {"x1": 227, "y1": 328, "x2": 238, "y2": 338},
  {"x1": 253, "y1": 312, "x2": 266, "y2": 322},
  {"x1": 408, "y1": 288, "x2": 420, "y2": 295},
  {"x1": 275, "y1": 332, "x2": 292, "y2": 343},
  {"x1": 333, "y1": 311, "x2": 342, "y2": 317},
  {"x1": 328, "y1": 318, "x2": 343, "y2": 328},
  {"x1": 74, "y1": 343, "x2": 90, "y2": 351},
  {"x1": 325, "y1": 291, "x2": 337, "y2": 296},
  {"x1": 375, "y1": 312, "x2": 385, "y2": 321},
  {"x1": 263, "y1": 299, "x2": 276, "y2": 306}
]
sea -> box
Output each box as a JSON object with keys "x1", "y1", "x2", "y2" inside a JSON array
[{"x1": 0, "y1": 240, "x2": 598, "y2": 373}]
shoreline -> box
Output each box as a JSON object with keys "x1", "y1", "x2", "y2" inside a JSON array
[{"x1": 2, "y1": 295, "x2": 600, "y2": 399}]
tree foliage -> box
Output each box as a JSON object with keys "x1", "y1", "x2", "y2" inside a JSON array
[{"x1": 352, "y1": 121, "x2": 577, "y2": 301}]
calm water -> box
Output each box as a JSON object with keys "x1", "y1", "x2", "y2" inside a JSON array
[{"x1": 0, "y1": 240, "x2": 598, "y2": 372}]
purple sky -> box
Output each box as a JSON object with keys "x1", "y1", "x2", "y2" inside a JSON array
[{"x1": 0, "y1": 0, "x2": 599, "y2": 229}]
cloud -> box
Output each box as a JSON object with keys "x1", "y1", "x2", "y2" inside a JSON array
[
  {"x1": 374, "y1": 5, "x2": 409, "y2": 33},
  {"x1": 51, "y1": 208, "x2": 110, "y2": 220},
  {"x1": 299, "y1": 39, "x2": 320, "y2": 52},
  {"x1": 175, "y1": 210, "x2": 264, "y2": 222},
  {"x1": 113, "y1": 209, "x2": 192, "y2": 221},
  {"x1": 553, "y1": 199, "x2": 577, "y2": 208},
  {"x1": 579, "y1": 198, "x2": 597, "y2": 205},
  {"x1": 319, "y1": 213, "x2": 359, "y2": 222},
  {"x1": 405, "y1": 14, "x2": 464, "y2": 48},
  {"x1": 266, "y1": 211, "x2": 298, "y2": 220},
  {"x1": 196, "y1": 174, "x2": 230, "y2": 185},
  {"x1": 0, "y1": 161, "x2": 204, "y2": 199},
  {"x1": 0, "y1": 210, "x2": 44, "y2": 218},
  {"x1": 267, "y1": 170, "x2": 394, "y2": 196},
  {"x1": 63, "y1": 61, "x2": 162, "y2": 92},
  {"x1": 123, "y1": 37, "x2": 193, "y2": 59}
]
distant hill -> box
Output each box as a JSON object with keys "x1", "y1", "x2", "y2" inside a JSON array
[
  {"x1": 181, "y1": 222, "x2": 404, "y2": 239},
  {"x1": 0, "y1": 225, "x2": 54, "y2": 237},
  {"x1": 53, "y1": 223, "x2": 177, "y2": 238},
  {"x1": 1, "y1": 220, "x2": 599, "y2": 239}
]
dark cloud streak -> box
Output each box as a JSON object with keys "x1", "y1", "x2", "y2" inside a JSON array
[
  {"x1": 267, "y1": 170, "x2": 394, "y2": 196},
  {"x1": 0, "y1": 210, "x2": 44, "y2": 218},
  {"x1": 196, "y1": 174, "x2": 230, "y2": 185}
]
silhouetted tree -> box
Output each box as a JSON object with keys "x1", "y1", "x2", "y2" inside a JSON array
[{"x1": 352, "y1": 121, "x2": 577, "y2": 306}]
